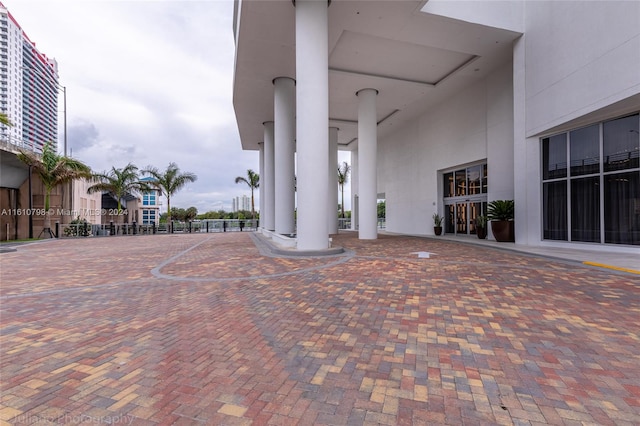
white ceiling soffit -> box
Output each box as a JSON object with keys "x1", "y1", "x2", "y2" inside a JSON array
[
  {"x1": 330, "y1": 30, "x2": 476, "y2": 86},
  {"x1": 232, "y1": 0, "x2": 522, "y2": 151}
]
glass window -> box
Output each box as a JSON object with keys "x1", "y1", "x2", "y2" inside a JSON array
[
  {"x1": 543, "y1": 133, "x2": 567, "y2": 180},
  {"x1": 571, "y1": 177, "x2": 600, "y2": 243},
  {"x1": 604, "y1": 171, "x2": 640, "y2": 245},
  {"x1": 542, "y1": 113, "x2": 639, "y2": 245},
  {"x1": 603, "y1": 114, "x2": 639, "y2": 172},
  {"x1": 467, "y1": 165, "x2": 481, "y2": 195},
  {"x1": 543, "y1": 181, "x2": 567, "y2": 240},
  {"x1": 143, "y1": 193, "x2": 157, "y2": 206},
  {"x1": 455, "y1": 170, "x2": 466, "y2": 196},
  {"x1": 445, "y1": 204, "x2": 455, "y2": 234},
  {"x1": 443, "y1": 172, "x2": 454, "y2": 198},
  {"x1": 482, "y1": 164, "x2": 488, "y2": 193},
  {"x1": 570, "y1": 124, "x2": 599, "y2": 176}
]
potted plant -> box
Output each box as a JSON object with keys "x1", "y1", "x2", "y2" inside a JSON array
[
  {"x1": 487, "y1": 200, "x2": 514, "y2": 242},
  {"x1": 432, "y1": 213, "x2": 443, "y2": 236},
  {"x1": 475, "y1": 215, "x2": 488, "y2": 239}
]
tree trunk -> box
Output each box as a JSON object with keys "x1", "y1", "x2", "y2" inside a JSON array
[
  {"x1": 167, "y1": 197, "x2": 171, "y2": 233},
  {"x1": 251, "y1": 188, "x2": 255, "y2": 219}
]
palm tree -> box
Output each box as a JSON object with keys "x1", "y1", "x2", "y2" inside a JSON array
[
  {"x1": 235, "y1": 169, "x2": 259, "y2": 219},
  {"x1": 0, "y1": 112, "x2": 12, "y2": 126},
  {"x1": 17, "y1": 141, "x2": 92, "y2": 238},
  {"x1": 87, "y1": 163, "x2": 147, "y2": 219},
  {"x1": 142, "y1": 163, "x2": 197, "y2": 232},
  {"x1": 337, "y1": 161, "x2": 351, "y2": 218}
]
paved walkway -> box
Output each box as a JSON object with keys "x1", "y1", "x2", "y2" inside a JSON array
[{"x1": 0, "y1": 232, "x2": 639, "y2": 425}]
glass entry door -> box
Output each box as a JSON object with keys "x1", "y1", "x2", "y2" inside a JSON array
[{"x1": 445, "y1": 200, "x2": 486, "y2": 236}]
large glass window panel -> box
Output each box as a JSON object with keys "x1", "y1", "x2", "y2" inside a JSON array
[
  {"x1": 543, "y1": 181, "x2": 568, "y2": 240},
  {"x1": 456, "y1": 203, "x2": 467, "y2": 234},
  {"x1": 604, "y1": 171, "x2": 640, "y2": 245},
  {"x1": 603, "y1": 114, "x2": 639, "y2": 172},
  {"x1": 455, "y1": 170, "x2": 466, "y2": 196},
  {"x1": 543, "y1": 134, "x2": 567, "y2": 179},
  {"x1": 570, "y1": 124, "x2": 600, "y2": 176},
  {"x1": 443, "y1": 172, "x2": 454, "y2": 198},
  {"x1": 445, "y1": 204, "x2": 455, "y2": 234},
  {"x1": 467, "y1": 165, "x2": 481, "y2": 195},
  {"x1": 482, "y1": 164, "x2": 488, "y2": 193},
  {"x1": 469, "y1": 202, "x2": 482, "y2": 235},
  {"x1": 571, "y1": 177, "x2": 600, "y2": 243}
]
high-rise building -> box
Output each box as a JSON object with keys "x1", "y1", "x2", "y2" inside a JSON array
[
  {"x1": 1, "y1": 1, "x2": 59, "y2": 153},
  {"x1": 232, "y1": 195, "x2": 251, "y2": 213}
]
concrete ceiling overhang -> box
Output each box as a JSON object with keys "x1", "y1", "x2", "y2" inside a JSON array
[
  {"x1": 0, "y1": 148, "x2": 29, "y2": 189},
  {"x1": 232, "y1": 0, "x2": 522, "y2": 152}
]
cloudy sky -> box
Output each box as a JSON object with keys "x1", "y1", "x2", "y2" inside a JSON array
[{"x1": 5, "y1": 0, "x2": 264, "y2": 213}]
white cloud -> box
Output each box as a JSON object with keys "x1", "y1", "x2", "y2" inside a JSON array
[{"x1": 5, "y1": 0, "x2": 257, "y2": 213}]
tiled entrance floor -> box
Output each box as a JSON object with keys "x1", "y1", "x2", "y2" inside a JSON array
[{"x1": 1, "y1": 232, "x2": 638, "y2": 425}]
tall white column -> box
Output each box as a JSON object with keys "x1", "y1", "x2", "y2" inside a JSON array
[
  {"x1": 274, "y1": 77, "x2": 296, "y2": 235},
  {"x1": 328, "y1": 127, "x2": 338, "y2": 234},
  {"x1": 295, "y1": 0, "x2": 329, "y2": 250},
  {"x1": 258, "y1": 142, "x2": 265, "y2": 228},
  {"x1": 263, "y1": 121, "x2": 275, "y2": 231},
  {"x1": 357, "y1": 88, "x2": 378, "y2": 240}
]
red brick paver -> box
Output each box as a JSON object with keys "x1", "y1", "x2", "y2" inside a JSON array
[{"x1": 1, "y1": 232, "x2": 639, "y2": 425}]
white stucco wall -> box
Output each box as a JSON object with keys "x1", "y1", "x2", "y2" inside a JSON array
[
  {"x1": 514, "y1": 0, "x2": 640, "y2": 248},
  {"x1": 378, "y1": 61, "x2": 514, "y2": 236},
  {"x1": 523, "y1": 1, "x2": 640, "y2": 136}
]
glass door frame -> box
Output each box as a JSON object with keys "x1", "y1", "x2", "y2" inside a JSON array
[{"x1": 444, "y1": 197, "x2": 487, "y2": 236}]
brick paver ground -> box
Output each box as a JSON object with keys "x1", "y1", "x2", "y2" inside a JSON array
[{"x1": 0, "y1": 232, "x2": 638, "y2": 425}]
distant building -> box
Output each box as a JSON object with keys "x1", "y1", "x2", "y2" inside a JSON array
[
  {"x1": 232, "y1": 195, "x2": 251, "y2": 212},
  {"x1": 71, "y1": 179, "x2": 102, "y2": 225},
  {"x1": 135, "y1": 176, "x2": 161, "y2": 226},
  {"x1": 0, "y1": 1, "x2": 60, "y2": 153},
  {"x1": 0, "y1": 3, "x2": 75, "y2": 241}
]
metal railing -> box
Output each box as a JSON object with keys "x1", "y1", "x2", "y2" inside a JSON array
[
  {"x1": 55, "y1": 218, "x2": 386, "y2": 239},
  {"x1": 338, "y1": 218, "x2": 385, "y2": 230}
]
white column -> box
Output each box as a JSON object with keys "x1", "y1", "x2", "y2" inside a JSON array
[
  {"x1": 357, "y1": 88, "x2": 378, "y2": 240},
  {"x1": 328, "y1": 127, "x2": 338, "y2": 234},
  {"x1": 295, "y1": 0, "x2": 329, "y2": 250},
  {"x1": 258, "y1": 142, "x2": 265, "y2": 229},
  {"x1": 263, "y1": 122, "x2": 275, "y2": 231},
  {"x1": 274, "y1": 77, "x2": 296, "y2": 235}
]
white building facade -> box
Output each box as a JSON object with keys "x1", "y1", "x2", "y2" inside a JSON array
[
  {"x1": 1, "y1": 1, "x2": 60, "y2": 153},
  {"x1": 232, "y1": 0, "x2": 639, "y2": 253},
  {"x1": 232, "y1": 195, "x2": 251, "y2": 213}
]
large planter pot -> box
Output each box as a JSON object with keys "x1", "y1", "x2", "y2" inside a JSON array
[
  {"x1": 434, "y1": 226, "x2": 443, "y2": 236},
  {"x1": 491, "y1": 220, "x2": 514, "y2": 242}
]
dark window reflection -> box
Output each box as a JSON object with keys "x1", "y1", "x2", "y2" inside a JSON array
[
  {"x1": 543, "y1": 181, "x2": 567, "y2": 240},
  {"x1": 467, "y1": 165, "x2": 481, "y2": 195},
  {"x1": 571, "y1": 177, "x2": 600, "y2": 243},
  {"x1": 570, "y1": 124, "x2": 600, "y2": 176},
  {"x1": 543, "y1": 133, "x2": 567, "y2": 179},
  {"x1": 445, "y1": 204, "x2": 455, "y2": 234},
  {"x1": 482, "y1": 164, "x2": 488, "y2": 193},
  {"x1": 605, "y1": 171, "x2": 640, "y2": 245},
  {"x1": 455, "y1": 169, "x2": 466, "y2": 196},
  {"x1": 604, "y1": 114, "x2": 639, "y2": 172},
  {"x1": 443, "y1": 172, "x2": 454, "y2": 198}
]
